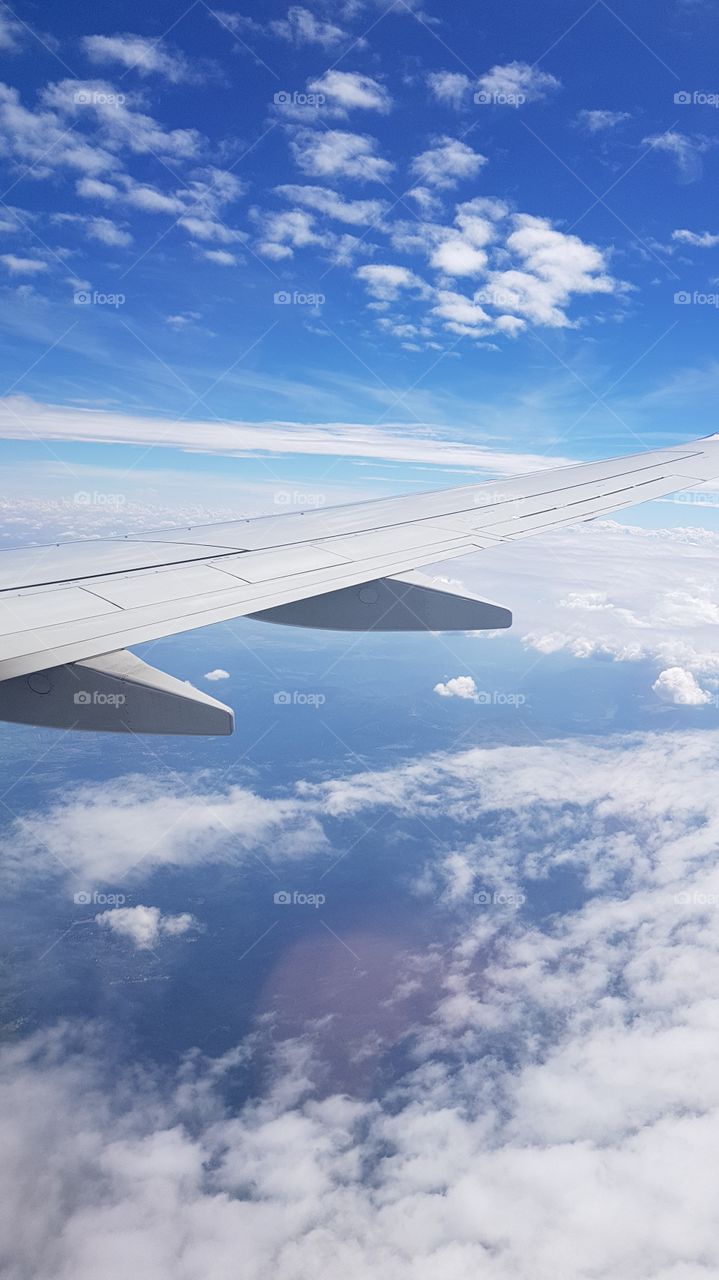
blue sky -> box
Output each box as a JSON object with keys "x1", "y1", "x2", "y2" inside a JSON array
[{"x1": 1, "y1": 0, "x2": 719, "y2": 511}]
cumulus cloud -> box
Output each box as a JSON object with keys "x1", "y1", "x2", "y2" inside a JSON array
[
  {"x1": 85, "y1": 215, "x2": 132, "y2": 247},
  {"x1": 476, "y1": 60, "x2": 560, "y2": 104},
  {"x1": 410, "y1": 134, "x2": 487, "y2": 188},
  {"x1": 355, "y1": 263, "x2": 427, "y2": 301},
  {"x1": 307, "y1": 71, "x2": 392, "y2": 114},
  {"x1": 426, "y1": 70, "x2": 472, "y2": 108},
  {"x1": 95, "y1": 904, "x2": 198, "y2": 948},
  {"x1": 652, "y1": 666, "x2": 712, "y2": 705},
  {"x1": 290, "y1": 129, "x2": 394, "y2": 183},
  {"x1": 434, "y1": 674, "x2": 480, "y2": 700},
  {"x1": 203, "y1": 668, "x2": 230, "y2": 681}
]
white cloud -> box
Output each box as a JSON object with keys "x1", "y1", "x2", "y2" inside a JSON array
[
  {"x1": 76, "y1": 176, "x2": 118, "y2": 200},
  {"x1": 644, "y1": 130, "x2": 713, "y2": 182},
  {"x1": 254, "y1": 208, "x2": 324, "y2": 258},
  {"x1": 166, "y1": 311, "x2": 201, "y2": 329},
  {"x1": 203, "y1": 248, "x2": 237, "y2": 265},
  {"x1": 291, "y1": 129, "x2": 394, "y2": 182},
  {"x1": 307, "y1": 71, "x2": 391, "y2": 114},
  {"x1": 218, "y1": 6, "x2": 350, "y2": 47},
  {"x1": 672, "y1": 228, "x2": 719, "y2": 248},
  {"x1": 82, "y1": 33, "x2": 201, "y2": 83},
  {"x1": 9, "y1": 729, "x2": 719, "y2": 1276},
  {"x1": 410, "y1": 135, "x2": 487, "y2": 188},
  {"x1": 0, "y1": 254, "x2": 48, "y2": 275},
  {"x1": 0, "y1": 394, "x2": 574, "y2": 473},
  {"x1": 652, "y1": 666, "x2": 712, "y2": 705},
  {"x1": 270, "y1": 5, "x2": 349, "y2": 46},
  {"x1": 430, "y1": 238, "x2": 487, "y2": 276},
  {"x1": 7, "y1": 773, "x2": 326, "y2": 884},
  {"x1": 355, "y1": 263, "x2": 426, "y2": 301},
  {"x1": 432, "y1": 288, "x2": 492, "y2": 333},
  {"x1": 477, "y1": 60, "x2": 560, "y2": 104},
  {"x1": 434, "y1": 675, "x2": 479, "y2": 700},
  {"x1": 179, "y1": 215, "x2": 243, "y2": 244},
  {"x1": 426, "y1": 70, "x2": 472, "y2": 108},
  {"x1": 0, "y1": 12, "x2": 22, "y2": 50},
  {"x1": 576, "y1": 108, "x2": 631, "y2": 132},
  {"x1": 86, "y1": 216, "x2": 132, "y2": 247},
  {"x1": 204, "y1": 668, "x2": 230, "y2": 681},
  {"x1": 275, "y1": 184, "x2": 386, "y2": 226},
  {"x1": 95, "y1": 904, "x2": 198, "y2": 948}
]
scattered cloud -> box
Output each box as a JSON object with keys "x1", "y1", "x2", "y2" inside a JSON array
[
  {"x1": 476, "y1": 60, "x2": 560, "y2": 104},
  {"x1": 82, "y1": 33, "x2": 204, "y2": 83},
  {"x1": 652, "y1": 666, "x2": 712, "y2": 705},
  {"x1": 410, "y1": 135, "x2": 487, "y2": 189},
  {"x1": 426, "y1": 70, "x2": 472, "y2": 109},
  {"x1": 291, "y1": 129, "x2": 394, "y2": 182},
  {"x1": 434, "y1": 675, "x2": 480, "y2": 700},
  {"x1": 203, "y1": 248, "x2": 237, "y2": 265},
  {"x1": 0, "y1": 11, "x2": 22, "y2": 50},
  {"x1": 356, "y1": 263, "x2": 427, "y2": 301},
  {"x1": 8, "y1": 728, "x2": 719, "y2": 1275},
  {"x1": 576, "y1": 108, "x2": 631, "y2": 132},
  {"x1": 204, "y1": 668, "x2": 230, "y2": 681},
  {"x1": 672, "y1": 228, "x2": 719, "y2": 248},
  {"x1": 275, "y1": 184, "x2": 386, "y2": 226},
  {"x1": 644, "y1": 130, "x2": 713, "y2": 183},
  {"x1": 215, "y1": 6, "x2": 350, "y2": 48},
  {"x1": 95, "y1": 904, "x2": 199, "y2": 948},
  {"x1": 85, "y1": 216, "x2": 132, "y2": 247},
  {"x1": 0, "y1": 254, "x2": 48, "y2": 275},
  {"x1": 307, "y1": 71, "x2": 392, "y2": 114}
]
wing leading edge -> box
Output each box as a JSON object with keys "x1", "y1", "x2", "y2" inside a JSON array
[{"x1": 1, "y1": 434, "x2": 718, "y2": 733}]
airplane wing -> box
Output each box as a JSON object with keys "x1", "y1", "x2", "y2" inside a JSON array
[{"x1": 2, "y1": 433, "x2": 719, "y2": 735}]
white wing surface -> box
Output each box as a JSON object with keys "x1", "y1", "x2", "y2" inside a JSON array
[{"x1": 2, "y1": 435, "x2": 718, "y2": 734}]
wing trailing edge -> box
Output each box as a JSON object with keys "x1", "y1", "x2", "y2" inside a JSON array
[{"x1": 250, "y1": 573, "x2": 512, "y2": 632}]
